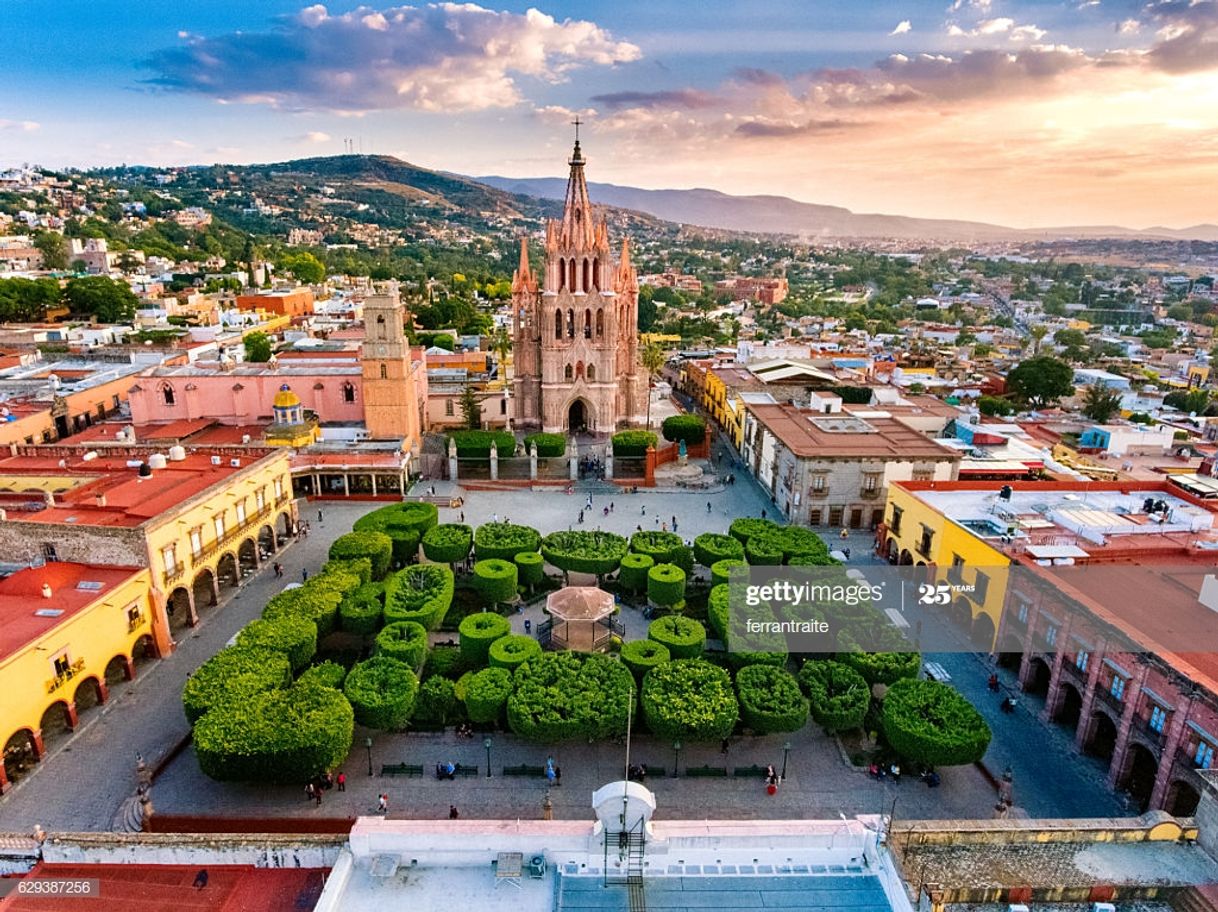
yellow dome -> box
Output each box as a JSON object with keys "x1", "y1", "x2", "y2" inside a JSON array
[{"x1": 273, "y1": 384, "x2": 301, "y2": 409}]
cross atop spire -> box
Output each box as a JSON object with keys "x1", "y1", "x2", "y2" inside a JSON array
[
  {"x1": 570, "y1": 115, "x2": 584, "y2": 163},
  {"x1": 572, "y1": 115, "x2": 582, "y2": 143}
]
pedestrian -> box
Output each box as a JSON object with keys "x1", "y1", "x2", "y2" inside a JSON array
[
  {"x1": 555, "y1": 766, "x2": 562, "y2": 787},
  {"x1": 840, "y1": 528, "x2": 849, "y2": 540},
  {"x1": 377, "y1": 793, "x2": 388, "y2": 813},
  {"x1": 314, "y1": 783, "x2": 323, "y2": 806},
  {"x1": 708, "y1": 501, "x2": 712, "y2": 513},
  {"x1": 843, "y1": 547, "x2": 851, "y2": 561},
  {"x1": 274, "y1": 562, "x2": 283, "y2": 578},
  {"x1": 761, "y1": 508, "x2": 767, "y2": 520},
  {"x1": 431, "y1": 484, "x2": 437, "y2": 496},
  {"x1": 661, "y1": 521, "x2": 668, "y2": 532},
  {"x1": 672, "y1": 516, "x2": 678, "y2": 532},
  {"x1": 493, "y1": 513, "x2": 499, "y2": 523},
  {"x1": 193, "y1": 869, "x2": 209, "y2": 890},
  {"x1": 610, "y1": 502, "x2": 615, "y2": 513},
  {"x1": 302, "y1": 568, "x2": 309, "y2": 582},
  {"x1": 449, "y1": 805, "x2": 459, "y2": 819},
  {"x1": 578, "y1": 510, "x2": 585, "y2": 524},
  {"x1": 305, "y1": 782, "x2": 315, "y2": 803},
  {"x1": 318, "y1": 509, "x2": 324, "y2": 523},
  {"x1": 721, "y1": 737, "x2": 730, "y2": 755},
  {"x1": 641, "y1": 505, "x2": 646, "y2": 516},
  {"x1": 337, "y1": 771, "x2": 346, "y2": 792}
]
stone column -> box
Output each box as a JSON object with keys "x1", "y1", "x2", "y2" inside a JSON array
[
  {"x1": 605, "y1": 444, "x2": 613, "y2": 480},
  {"x1": 644, "y1": 445, "x2": 657, "y2": 488},
  {"x1": 342, "y1": 474, "x2": 350, "y2": 497},
  {"x1": 65, "y1": 702, "x2": 79, "y2": 729},
  {"x1": 96, "y1": 680, "x2": 110, "y2": 704},
  {"x1": 0, "y1": 761, "x2": 10, "y2": 794},
  {"x1": 448, "y1": 437, "x2": 459, "y2": 483},
  {"x1": 1073, "y1": 637, "x2": 1106, "y2": 750},
  {"x1": 529, "y1": 443, "x2": 538, "y2": 480},
  {"x1": 490, "y1": 442, "x2": 499, "y2": 481},
  {"x1": 30, "y1": 730, "x2": 46, "y2": 760},
  {"x1": 569, "y1": 438, "x2": 579, "y2": 481},
  {"x1": 185, "y1": 588, "x2": 199, "y2": 627},
  {"x1": 1150, "y1": 696, "x2": 1196, "y2": 809},
  {"x1": 371, "y1": 475, "x2": 378, "y2": 497},
  {"x1": 1106, "y1": 660, "x2": 1149, "y2": 790}
]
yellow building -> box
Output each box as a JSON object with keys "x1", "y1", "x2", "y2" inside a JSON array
[
  {"x1": 0, "y1": 562, "x2": 156, "y2": 793},
  {"x1": 264, "y1": 384, "x2": 320, "y2": 447}
]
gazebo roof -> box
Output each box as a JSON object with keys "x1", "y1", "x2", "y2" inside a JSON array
[{"x1": 546, "y1": 586, "x2": 615, "y2": 622}]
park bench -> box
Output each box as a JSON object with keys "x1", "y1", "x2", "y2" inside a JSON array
[
  {"x1": 504, "y1": 765, "x2": 547, "y2": 777},
  {"x1": 923, "y1": 661, "x2": 952, "y2": 683},
  {"x1": 684, "y1": 765, "x2": 727, "y2": 778},
  {"x1": 453, "y1": 765, "x2": 479, "y2": 777},
  {"x1": 732, "y1": 764, "x2": 770, "y2": 779},
  {"x1": 381, "y1": 763, "x2": 424, "y2": 777}
]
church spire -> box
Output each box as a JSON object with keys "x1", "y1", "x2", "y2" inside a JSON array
[
  {"x1": 616, "y1": 236, "x2": 637, "y2": 293},
  {"x1": 559, "y1": 117, "x2": 596, "y2": 250},
  {"x1": 511, "y1": 236, "x2": 535, "y2": 294}
]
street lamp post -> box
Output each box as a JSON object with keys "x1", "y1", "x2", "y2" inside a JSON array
[
  {"x1": 672, "y1": 740, "x2": 682, "y2": 777},
  {"x1": 781, "y1": 741, "x2": 792, "y2": 780},
  {"x1": 484, "y1": 737, "x2": 493, "y2": 778},
  {"x1": 365, "y1": 737, "x2": 373, "y2": 777}
]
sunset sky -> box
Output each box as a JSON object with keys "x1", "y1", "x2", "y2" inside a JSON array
[{"x1": 3, "y1": 0, "x2": 1217, "y2": 228}]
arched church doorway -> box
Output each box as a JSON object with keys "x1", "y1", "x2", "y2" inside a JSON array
[{"x1": 568, "y1": 400, "x2": 588, "y2": 433}]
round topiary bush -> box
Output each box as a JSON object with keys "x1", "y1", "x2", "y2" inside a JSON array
[
  {"x1": 296, "y1": 660, "x2": 347, "y2": 690},
  {"x1": 374, "y1": 620, "x2": 429, "y2": 669},
  {"x1": 182, "y1": 646, "x2": 292, "y2": 725},
  {"x1": 507, "y1": 652, "x2": 636, "y2": 741},
  {"x1": 323, "y1": 557, "x2": 373, "y2": 585},
  {"x1": 383, "y1": 563, "x2": 454, "y2": 629},
  {"x1": 736, "y1": 664, "x2": 809, "y2": 734},
  {"x1": 354, "y1": 502, "x2": 437, "y2": 563},
  {"x1": 524, "y1": 432, "x2": 565, "y2": 457},
  {"x1": 620, "y1": 639, "x2": 670, "y2": 682},
  {"x1": 235, "y1": 616, "x2": 318, "y2": 673},
  {"x1": 661, "y1": 414, "x2": 706, "y2": 445},
  {"x1": 194, "y1": 681, "x2": 354, "y2": 783},
  {"x1": 729, "y1": 517, "x2": 777, "y2": 545},
  {"x1": 707, "y1": 583, "x2": 730, "y2": 641},
  {"x1": 647, "y1": 615, "x2": 706, "y2": 659},
  {"x1": 472, "y1": 558, "x2": 518, "y2": 606},
  {"x1": 343, "y1": 656, "x2": 419, "y2": 731},
  {"x1": 641, "y1": 659, "x2": 738, "y2": 742},
  {"x1": 694, "y1": 533, "x2": 745, "y2": 568},
  {"x1": 788, "y1": 552, "x2": 839, "y2": 567},
  {"x1": 881, "y1": 678, "x2": 992, "y2": 767},
  {"x1": 631, "y1": 530, "x2": 688, "y2": 566},
  {"x1": 745, "y1": 535, "x2": 784, "y2": 566},
  {"x1": 514, "y1": 551, "x2": 545, "y2": 591},
  {"x1": 540, "y1": 530, "x2": 629, "y2": 578},
  {"x1": 710, "y1": 558, "x2": 748, "y2": 588},
  {"x1": 488, "y1": 634, "x2": 542, "y2": 671},
  {"x1": 474, "y1": 523, "x2": 542, "y2": 562},
  {"x1": 618, "y1": 552, "x2": 654, "y2": 595},
  {"x1": 464, "y1": 666, "x2": 513, "y2": 724},
  {"x1": 837, "y1": 651, "x2": 922, "y2": 687},
  {"x1": 611, "y1": 430, "x2": 658, "y2": 457},
  {"x1": 412, "y1": 675, "x2": 458, "y2": 727},
  {"x1": 422, "y1": 523, "x2": 473, "y2": 565},
  {"x1": 798, "y1": 660, "x2": 870, "y2": 732},
  {"x1": 262, "y1": 585, "x2": 343, "y2": 638},
  {"x1": 339, "y1": 582, "x2": 384, "y2": 635},
  {"x1": 647, "y1": 563, "x2": 686, "y2": 608},
  {"x1": 328, "y1": 531, "x2": 393, "y2": 580},
  {"x1": 458, "y1": 611, "x2": 512, "y2": 665}
]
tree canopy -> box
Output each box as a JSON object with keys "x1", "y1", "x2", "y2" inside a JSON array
[{"x1": 1005, "y1": 356, "x2": 1074, "y2": 408}]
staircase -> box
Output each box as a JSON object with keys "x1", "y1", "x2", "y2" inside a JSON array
[{"x1": 604, "y1": 829, "x2": 646, "y2": 911}]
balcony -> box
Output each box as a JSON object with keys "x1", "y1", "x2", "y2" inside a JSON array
[
  {"x1": 45, "y1": 657, "x2": 86, "y2": 694},
  {"x1": 1174, "y1": 747, "x2": 1213, "y2": 788},
  {"x1": 163, "y1": 567, "x2": 185, "y2": 587},
  {"x1": 1133, "y1": 715, "x2": 1167, "y2": 751},
  {"x1": 859, "y1": 487, "x2": 882, "y2": 500},
  {"x1": 128, "y1": 612, "x2": 147, "y2": 633},
  {"x1": 915, "y1": 540, "x2": 934, "y2": 560},
  {"x1": 1094, "y1": 683, "x2": 1126, "y2": 715}
]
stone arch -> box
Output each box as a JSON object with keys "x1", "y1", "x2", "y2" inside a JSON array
[
  {"x1": 593, "y1": 258, "x2": 601, "y2": 291},
  {"x1": 582, "y1": 258, "x2": 590, "y2": 292},
  {"x1": 193, "y1": 568, "x2": 218, "y2": 610},
  {"x1": 1166, "y1": 780, "x2": 1202, "y2": 817},
  {"x1": 576, "y1": 361, "x2": 585, "y2": 380},
  {"x1": 596, "y1": 308, "x2": 604, "y2": 336},
  {"x1": 1024, "y1": 656, "x2": 1052, "y2": 697},
  {"x1": 564, "y1": 364, "x2": 574, "y2": 381},
  {"x1": 567, "y1": 309, "x2": 575, "y2": 339},
  {"x1": 568, "y1": 259, "x2": 576, "y2": 292},
  {"x1": 583, "y1": 308, "x2": 592, "y2": 338},
  {"x1": 898, "y1": 549, "x2": 913, "y2": 566},
  {"x1": 1084, "y1": 709, "x2": 1119, "y2": 762},
  {"x1": 73, "y1": 675, "x2": 106, "y2": 713},
  {"x1": 132, "y1": 634, "x2": 158, "y2": 667},
  {"x1": 104, "y1": 653, "x2": 133, "y2": 686},
  {"x1": 3, "y1": 729, "x2": 40, "y2": 786},
  {"x1": 886, "y1": 539, "x2": 899, "y2": 564},
  {"x1": 258, "y1": 524, "x2": 276, "y2": 555},
  {"x1": 379, "y1": 363, "x2": 388, "y2": 380},
  {"x1": 277, "y1": 511, "x2": 293, "y2": 541},
  {"x1": 342, "y1": 381, "x2": 356, "y2": 403},
  {"x1": 1117, "y1": 742, "x2": 1158, "y2": 812},
  {"x1": 567, "y1": 398, "x2": 593, "y2": 433},
  {"x1": 587, "y1": 364, "x2": 596, "y2": 381},
  {"x1": 160, "y1": 382, "x2": 175, "y2": 406},
  {"x1": 970, "y1": 610, "x2": 996, "y2": 651},
  {"x1": 167, "y1": 586, "x2": 194, "y2": 632},
  {"x1": 1054, "y1": 681, "x2": 1083, "y2": 732},
  {"x1": 39, "y1": 700, "x2": 74, "y2": 752},
  {"x1": 555, "y1": 307, "x2": 563, "y2": 340},
  {"x1": 946, "y1": 596, "x2": 971, "y2": 635},
  {"x1": 216, "y1": 552, "x2": 239, "y2": 591},
  {"x1": 238, "y1": 537, "x2": 259, "y2": 575}
]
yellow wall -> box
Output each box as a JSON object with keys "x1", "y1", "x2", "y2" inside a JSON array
[
  {"x1": 0, "y1": 373, "x2": 134, "y2": 446},
  {"x1": 0, "y1": 473, "x2": 97, "y2": 494}
]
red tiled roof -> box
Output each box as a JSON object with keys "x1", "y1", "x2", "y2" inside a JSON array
[{"x1": 747, "y1": 402, "x2": 959, "y2": 459}]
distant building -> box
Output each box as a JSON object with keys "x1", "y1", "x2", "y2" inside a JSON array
[
  {"x1": 235, "y1": 289, "x2": 315, "y2": 318},
  {"x1": 640, "y1": 271, "x2": 703, "y2": 294},
  {"x1": 287, "y1": 227, "x2": 325, "y2": 247},
  {"x1": 169, "y1": 207, "x2": 212, "y2": 228},
  {"x1": 1078, "y1": 423, "x2": 1176, "y2": 457},
  {"x1": 714, "y1": 276, "x2": 789, "y2": 305}
]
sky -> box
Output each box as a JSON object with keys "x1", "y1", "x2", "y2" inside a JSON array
[{"x1": 2, "y1": 0, "x2": 1217, "y2": 229}]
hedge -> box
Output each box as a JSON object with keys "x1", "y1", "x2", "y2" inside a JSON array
[
  {"x1": 707, "y1": 586, "x2": 788, "y2": 669},
  {"x1": 612, "y1": 429, "x2": 658, "y2": 457},
  {"x1": 353, "y1": 502, "x2": 436, "y2": 563},
  {"x1": 458, "y1": 611, "x2": 512, "y2": 665},
  {"x1": 448, "y1": 429, "x2": 515, "y2": 458},
  {"x1": 661, "y1": 414, "x2": 706, "y2": 445},
  {"x1": 422, "y1": 524, "x2": 473, "y2": 565},
  {"x1": 328, "y1": 531, "x2": 393, "y2": 580},
  {"x1": 474, "y1": 523, "x2": 542, "y2": 562},
  {"x1": 343, "y1": 656, "x2": 419, "y2": 731},
  {"x1": 745, "y1": 535, "x2": 784, "y2": 566},
  {"x1": 473, "y1": 558, "x2": 518, "y2": 606},
  {"x1": 647, "y1": 563, "x2": 686, "y2": 608},
  {"x1": 736, "y1": 664, "x2": 809, "y2": 734},
  {"x1": 618, "y1": 552, "x2": 654, "y2": 594},
  {"x1": 297, "y1": 660, "x2": 347, "y2": 690},
  {"x1": 383, "y1": 563, "x2": 454, "y2": 629},
  {"x1": 798, "y1": 660, "x2": 869, "y2": 732},
  {"x1": 630, "y1": 530, "x2": 689, "y2": 568},
  {"x1": 541, "y1": 530, "x2": 629, "y2": 577},
  {"x1": 464, "y1": 667, "x2": 513, "y2": 724},
  {"x1": 262, "y1": 585, "x2": 343, "y2": 638},
  {"x1": 488, "y1": 634, "x2": 542, "y2": 671},
  {"x1": 374, "y1": 621, "x2": 429, "y2": 670},
  {"x1": 620, "y1": 639, "x2": 670, "y2": 682},
  {"x1": 295, "y1": 569, "x2": 363, "y2": 635},
  {"x1": 789, "y1": 552, "x2": 839, "y2": 567},
  {"x1": 641, "y1": 659, "x2": 738, "y2": 742},
  {"x1": 424, "y1": 645, "x2": 467, "y2": 682},
  {"x1": 508, "y1": 653, "x2": 635, "y2": 742},
  {"x1": 648, "y1": 615, "x2": 706, "y2": 659},
  {"x1": 881, "y1": 678, "x2": 992, "y2": 767},
  {"x1": 695, "y1": 533, "x2": 745, "y2": 568},
  {"x1": 729, "y1": 517, "x2": 777, "y2": 545},
  {"x1": 194, "y1": 682, "x2": 354, "y2": 783},
  {"x1": 339, "y1": 582, "x2": 384, "y2": 635},
  {"x1": 514, "y1": 551, "x2": 545, "y2": 590},
  {"x1": 183, "y1": 646, "x2": 293, "y2": 726},
  {"x1": 412, "y1": 675, "x2": 458, "y2": 727},
  {"x1": 525, "y1": 432, "x2": 566, "y2": 457},
  {"x1": 837, "y1": 650, "x2": 921, "y2": 687},
  {"x1": 711, "y1": 559, "x2": 748, "y2": 588},
  {"x1": 756, "y1": 526, "x2": 830, "y2": 563},
  {"x1": 322, "y1": 557, "x2": 372, "y2": 585},
  {"x1": 236, "y1": 616, "x2": 318, "y2": 673}
]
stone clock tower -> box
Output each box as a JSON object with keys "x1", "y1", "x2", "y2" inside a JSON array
[{"x1": 361, "y1": 283, "x2": 422, "y2": 444}]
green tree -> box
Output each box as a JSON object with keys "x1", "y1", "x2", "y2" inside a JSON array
[
  {"x1": 459, "y1": 384, "x2": 480, "y2": 430},
  {"x1": 490, "y1": 325, "x2": 512, "y2": 370},
  {"x1": 640, "y1": 342, "x2": 666, "y2": 429},
  {"x1": 1029, "y1": 325, "x2": 1048, "y2": 355},
  {"x1": 0, "y1": 277, "x2": 60, "y2": 321},
  {"x1": 62, "y1": 276, "x2": 138, "y2": 323},
  {"x1": 243, "y1": 331, "x2": 272, "y2": 363},
  {"x1": 1081, "y1": 383, "x2": 1123, "y2": 423},
  {"x1": 33, "y1": 231, "x2": 69, "y2": 270},
  {"x1": 1006, "y1": 356, "x2": 1074, "y2": 408},
  {"x1": 977, "y1": 395, "x2": 1014, "y2": 417},
  {"x1": 281, "y1": 251, "x2": 326, "y2": 284},
  {"x1": 1164, "y1": 389, "x2": 1210, "y2": 414}
]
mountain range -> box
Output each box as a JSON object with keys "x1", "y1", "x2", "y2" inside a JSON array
[{"x1": 475, "y1": 175, "x2": 1218, "y2": 243}]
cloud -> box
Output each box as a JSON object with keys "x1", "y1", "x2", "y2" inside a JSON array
[
  {"x1": 948, "y1": 0, "x2": 992, "y2": 10},
  {"x1": 735, "y1": 118, "x2": 866, "y2": 137},
  {"x1": 1119, "y1": 18, "x2": 1141, "y2": 34},
  {"x1": 0, "y1": 119, "x2": 40, "y2": 132},
  {"x1": 295, "y1": 131, "x2": 332, "y2": 143},
  {"x1": 1010, "y1": 24, "x2": 1048, "y2": 41},
  {"x1": 1143, "y1": 0, "x2": 1218, "y2": 73},
  {"x1": 731, "y1": 67, "x2": 787, "y2": 86},
  {"x1": 590, "y1": 89, "x2": 719, "y2": 110},
  {"x1": 143, "y1": 3, "x2": 640, "y2": 113},
  {"x1": 890, "y1": 20, "x2": 912, "y2": 36}
]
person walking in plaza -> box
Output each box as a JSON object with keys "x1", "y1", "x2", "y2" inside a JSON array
[
  {"x1": 318, "y1": 509, "x2": 324, "y2": 524},
  {"x1": 708, "y1": 501, "x2": 712, "y2": 513},
  {"x1": 305, "y1": 782, "x2": 315, "y2": 804},
  {"x1": 449, "y1": 805, "x2": 460, "y2": 819},
  {"x1": 672, "y1": 516, "x2": 678, "y2": 532},
  {"x1": 336, "y1": 772, "x2": 346, "y2": 792},
  {"x1": 377, "y1": 793, "x2": 388, "y2": 813},
  {"x1": 301, "y1": 568, "x2": 309, "y2": 582},
  {"x1": 273, "y1": 562, "x2": 283, "y2": 578}
]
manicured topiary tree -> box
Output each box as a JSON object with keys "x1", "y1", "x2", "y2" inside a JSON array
[
  {"x1": 540, "y1": 530, "x2": 629, "y2": 582},
  {"x1": 620, "y1": 638, "x2": 670, "y2": 682},
  {"x1": 618, "y1": 552, "x2": 654, "y2": 595},
  {"x1": 182, "y1": 646, "x2": 293, "y2": 725},
  {"x1": 322, "y1": 557, "x2": 372, "y2": 585},
  {"x1": 694, "y1": 532, "x2": 744, "y2": 568},
  {"x1": 798, "y1": 660, "x2": 870, "y2": 732},
  {"x1": 236, "y1": 616, "x2": 318, "y2": 673},
  {"x1": 383, "y1": 563, "x2": 454, "y2": 629},
  {"x1": 661, "y1": 414, "x2": 706, "y2": 445},
  {"x1": 507, "y1": 652, "x2": 635, "y2": 742},
  {"x1": 789, "y1": 552, "x2": 839, "y2": 567},
  {"x1": 474, "y1": 523, "x2": 542, "y2": 562},
  {"x1": 343, "y1": 656, "x2": 419, "y2": 731},
  {"x1": 647, "y1": 615, "x2": 705, "y2": 660},
  {"x1": 339, "y1": 582, "x2": 384, "y2": 635},
  {"x1": 194, "y1": 682, "x2": 353, "y2": 783},
  {"x1": 422, "y1": 523, "x2": 473, "y2": 566},
  {"x1": 736, "y1": 664, "x2": 809, "y2": 734},
  {"x1": 729, "y1": 517, "x2": 776, "y2": 545},
  {"x1": 263, "y1": 584, "x2": 343, "y2": 638},
  {"x1": 612, "y1": 430, "x2": 658, "y2": 457},
  {"x1": 472, "y1": 558, "x2": 518, "y2": 607},
  {"x1": 354, "y1": 501, "x2": 437, "y2": 564},
  {"x1": 631, "y1": 530, "x2": 687, "y2": 566},
  {"x1": 412, "y1": 675, "x2": 458, "y2": 727},
  {"x1": 328, "y1": 531, "x2": 393, "y2": 580},
  {"x1": 514, "y1": 551, "x2": 544, "y2": 592},
  {"x1": 707, "y1": 583, "x2": 730, "y2": 641},
  {"x1": 711, "y1": 559, "x2": 748, "y2": 588},
  {"x1": 647, "y1": 563, "x2": 686, "y2": 610},
  {"x1": 769, "y1": 526, "x2": 830, "y2": 562},
  {"x1": 745, "y1": 534, "x2": 784, "y2": 566},
  {"x1": 448, "y1": 429, "x2": 516, "y2": 458},
  {"x1": 464, "y1": 666, "x2": 513, "y2": 724},
  {"x1": 374, "y1": 620, "x2": 429, "y2": 670},
  {"x1": 296, "y1": 660, "x2": 347, "y2": 690},
  {"x1": 881, "y1": 678, "x2": 992, "y2": 767},
  {"x1": 458, "y1": 611, "x2": 512, "y2": 666},
  {"x1": 641, "y1": 659, "x2": 738, "y2": 742},
  {"x1": 837, "y1": 650, "x2": 921, "y2": 687},
  {"x1": 296, "y1": 568, "x2": 363, "y2": 635},
  {"x1": 488, "y1": 634, "x2": 542, "y2": 671},
  {"x1": 524, "y1": 432, "x2": 565, "y2": 457}
]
